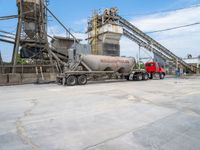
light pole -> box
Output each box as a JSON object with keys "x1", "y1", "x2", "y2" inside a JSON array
[{"x1": 138, "y1": 46, "x2": 141, "y2": 69}]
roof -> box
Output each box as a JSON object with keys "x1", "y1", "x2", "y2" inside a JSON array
[
  {"x1": 183, "y1": 57, "x2": 200, "y2": 64},
  {"x1": 53, "y1": 36, "x2": 82, "y2": 41}
]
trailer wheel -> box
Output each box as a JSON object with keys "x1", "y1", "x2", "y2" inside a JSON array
[
  {"x1": 56, "y1": 77, "x2": 62, "y2": 85},
  {"x1": 142, "y1": 73, "x2": 149, "y2": 80},
  {"x1": 66, "y1": 76, "x2": 77, "y2": 86},
  {"x1": 160, "y1": 73, "x2": 165, "y2": 79},
  {"x1": 127, "y1": 74, "x2": 134, "y2": 81},
  {"x1": 78, "y1": 75, "x2": 87, "y2": 85}
]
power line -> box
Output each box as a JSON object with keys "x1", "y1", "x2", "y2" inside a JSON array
[
  {"x1": 55, "y1": 22, "x2": 200, "y2": 35},
  {"x1": 69, "y1": 28, "x2": 86, "y2": 34},
  {"x1": 121, "y1": 4, "x2": 200, "y2": 17},
  {"x1": 146, "y1": 22, "x2": 200, "y2": 34},
  {"x1": 0, "y1": 30, "x2": 15, "y2": 36},
  {"x1": 0, "y1": 15, "x2": 18, "y2": 21}
]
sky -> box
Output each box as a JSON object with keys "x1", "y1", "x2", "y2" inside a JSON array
[{"x1": 0, "y1": 0, "x2": 200, "y2": 62}]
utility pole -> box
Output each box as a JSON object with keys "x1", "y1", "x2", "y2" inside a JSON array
[
  {"x1": 197, "y1": 59, "x2": 200, "y2": 74},
  {"x1": 138, "y1": 46, "x2": 141, "y2": 69},
  {"x1": 92, "y1": 11, "x2": 98, "y2": 55},
  {"x1": 12, "y1": 1, "x2": 23, "y2": 73}
]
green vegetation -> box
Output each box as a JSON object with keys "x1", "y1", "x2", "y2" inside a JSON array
[
  {"x1": 135, "y1": 63, "x2": 145, "y2": 69},
  {"x1": 17, "y1": 54, "x2": 27, "y2": 65}
]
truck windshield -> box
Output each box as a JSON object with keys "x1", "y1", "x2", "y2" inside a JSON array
[{"x1": 146, "y1": 63, "x2": 154, "y2": 67}]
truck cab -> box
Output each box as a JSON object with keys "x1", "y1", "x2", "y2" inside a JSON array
[{"x1": 145, "y1": 62, "x2": 166, "y2": 79}]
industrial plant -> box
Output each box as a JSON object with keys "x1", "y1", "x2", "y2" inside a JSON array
[
  {"x1": 0, "y1": 1, "x2": 200, "y2": 150},
  {"x1": 0, "y1": 0, "x2": 199, "y2": 86}
]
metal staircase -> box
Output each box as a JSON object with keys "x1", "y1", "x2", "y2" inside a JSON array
[{"x1": 117, "y1": 15, "x2": 197, "y2": 73}]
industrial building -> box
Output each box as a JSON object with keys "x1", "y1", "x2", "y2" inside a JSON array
[
  {"x1": 184, "y1": 56, "x2": 200, "y2": 73},
  {"x1": 87, "y1": 9, "x2": 123, "y2": 56}
]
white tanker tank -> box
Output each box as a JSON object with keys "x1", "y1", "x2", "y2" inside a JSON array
[
  {"x1": 58, "y1": 53, "x2": 148, "y2": 86},
  {"x1": 80, "y1": 55, "x2": 136, "y2": 73}
]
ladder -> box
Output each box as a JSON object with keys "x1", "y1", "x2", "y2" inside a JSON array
[{"x1": 35, "y1": 66, "x2": 44, "y2": 82}]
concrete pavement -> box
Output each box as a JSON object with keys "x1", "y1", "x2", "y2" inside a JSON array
[{"x1": 0, "y1": 78, "x2": 200, "y2": 150}]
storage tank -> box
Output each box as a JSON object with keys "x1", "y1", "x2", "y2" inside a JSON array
[
  {"x1": 16, "y1": 0, "x2": 44, "y2": 39},
  {"x1": 81, "y1": 55, "x2": 136, "y2": 73}
]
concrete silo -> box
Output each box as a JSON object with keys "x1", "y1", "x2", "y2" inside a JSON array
[{"x1": 12, "y1": 0, "x2": 49, "y2": 72}]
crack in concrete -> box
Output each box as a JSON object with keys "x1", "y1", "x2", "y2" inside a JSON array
[
  {"x1": 83, "y1": 112, "x2": 178, "y2": 150},
  {"x1": 15, "y1": 99, "x2": 40, "y2": 150}
]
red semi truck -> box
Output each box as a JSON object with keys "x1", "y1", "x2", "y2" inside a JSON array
[
  {"x1": 126, "y1": 62, "x2": 166, "y2": 81},
  {"x1": 145, "y1": 62, "x2": 166, "y2": 79}
]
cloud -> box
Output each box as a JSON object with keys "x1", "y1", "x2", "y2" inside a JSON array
[
  {"x1": 120, "y1": 37, "x2": 154, "y2": 61},
  {"x1": 125, "y1": 5, "x2": 200, "y2": 58},
  {"x1": 171, "y1": 0, "x2": 200, "y2": 7},
  {"x1": 132, "y1": 5, "x2": 200, "y2": 32},
  {"x1": 74, "y1": 19, "x2": 88, "y2": 26}
]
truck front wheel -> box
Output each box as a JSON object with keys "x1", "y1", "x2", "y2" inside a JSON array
[
  {"x1": 149, "y1": 73, "x2": 153, "y2": 79},
  {"x1": 66, "y1": 76, "x2": 77, "y2": 86},
  {"x1": 160, "y1": 73, "x2": 165, "y2": 79}
]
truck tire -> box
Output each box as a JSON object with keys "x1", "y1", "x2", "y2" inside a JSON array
[
  {"x1": 142, "y1": 73, "x2": 149, "y2": 80},
  {"x1": 137, "y1": 74, "x2": 143, "y2": 81},
  {"x1": 160, "y1": 73, "x2": 165, "y2": 79},
  {"x1": 78, "y1": 75, "x2": 87, "y2": 85},
  {"x1": 154, "y1": 73, "x2": 160, "y2": 79},
  {"x1": 56, "y1": 77, "x2": 62, "y2": 85},
  {"x1": 66, "y1": 76, "x2": 77, "y2": 86},
  {"x1": 127, "y1": 74, "x2": 134, "y2": 81},
  {"x1": 149, "y1": 73, "x2": 153, "y2": 79},
  {"x1": 125, "y1": 75, "x2": 131, "y2": 81}
]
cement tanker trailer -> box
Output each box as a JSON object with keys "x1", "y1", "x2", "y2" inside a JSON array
[
  {"x1": 57, "y1": 54, "x2": 149, "y2": 86},
  {"x1": 81, "y1": 55, "x2": 134, "y2": 73}
]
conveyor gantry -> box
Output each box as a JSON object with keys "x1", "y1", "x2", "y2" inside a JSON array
[{"x1": 117, "y1": 15, "x2": 197, "y2": 73}]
